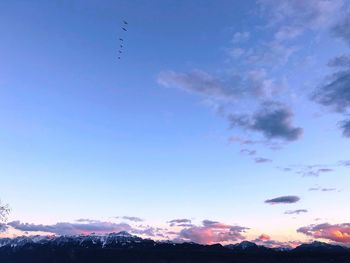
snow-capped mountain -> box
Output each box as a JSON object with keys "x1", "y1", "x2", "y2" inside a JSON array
[
  {"x1": 1, "y1": 233, "x2": 350, "y2": 263},
  {"x1": 0, "y1": 231, "x2": 146, "y2": 249}
]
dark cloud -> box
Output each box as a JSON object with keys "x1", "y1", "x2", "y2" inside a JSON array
[
  {"x1": 8, "y1": 220, "x2": 132, "y2": 236},
  {"x1": 312, "y1": 13, "x2": 350, "y2": 137},
  {"x1": 339, "y1": 119, "x2": 350, "y2": 137},
  {"x1": 158, "y1": 70, "x2": 300, "y2": 144},
  {"x1": 312, "y1": 70, "x2": 350, "y2": 113},
  {"x1": 328, "y1": 54, "x2": 350, "y2": 68},
  {"x1": 297, "y1": 223, "x2": 350, "y2": 244},
  {"x1": 332, "y1": 13, "x2": 350, "y2": 45},
  {"x1": 284, "y1": 209, "x2": 308, "y2": 215},
  {"x1": 229, "y1": 104, "x2": 302, "y2": 141},
  {"x1": 254, "y1": 157, "x2": 272, "y2": 163},
  {"x1": 178, "y1": 220, "x2": 248, "y2": 244},
  {"x1": 265, "y1": 195, "x2": 300, "y2": 205}
]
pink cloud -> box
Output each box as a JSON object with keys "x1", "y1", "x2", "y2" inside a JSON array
[
  {"x1": 258, "y1": 233, "x2": 271, "y2": 241},
  {"x1": 178, "y1": 220, "x2": 248, "y2": 244},
  {"x1": 297, "y1": 223, "x2": 350, "y2": 244}
]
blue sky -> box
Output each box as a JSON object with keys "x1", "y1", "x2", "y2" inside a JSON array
[{"x1": 1, "y1": 0, "x2": 350, "y2": 246}]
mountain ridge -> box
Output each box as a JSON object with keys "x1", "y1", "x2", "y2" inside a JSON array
[{"x1": 1, "y1": 231, "x2": 350, "y2": 263}]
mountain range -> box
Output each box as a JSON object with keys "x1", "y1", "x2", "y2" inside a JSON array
[{"x1": 0, "y1": 231, "x2": 349, "y2": 262}]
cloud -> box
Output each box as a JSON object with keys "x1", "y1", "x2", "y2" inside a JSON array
[
  {"x1": 253, "y1": 233, "x2": 301, "y2": 248},
  {"x1": 158, "y1": 70, "x2": 300, "y2": 143},
  {"x1": 157, "y1": 70, "x2": 238, "y2": 100},
  {"x1": 254, "y1": 157, "x2": 272, "y2": 163},
  {"x1": 300, "y1": 167, "x2": 334, "y2": 177},
  {"x1": 339, "y1": 160, "x2": 350, "y2": 166},
  {"x1": 240, "y1": 149, "x2": 257, "y2": 156},
  {"x1": 286, "y1": 165, "x2": 335, "y2": 177},
  {"x1": 297, "y1": 223, "x2": 350, "y2": 244},
  {"x1": 168, "y1": 219, "x2": 193, "y2": 227},
  {"x1": 177, "y1": 220, "x2": 248, "y2": 244},
  {"x1": 328, "y1": 54, "x2": 350, "y2": 68},
  {"x1": 312, "y1": 13, "x2": 350, "y2": 137},
  {"x1": 312, "y1": 70, "x2": 350, "y2": 113},
  {"x1": 284, "y1": 209, "x2": 308, "y2": 215},
  {"x1": 131, "y1": 227, "x2": 165, "y2": 237},
  {"x1": 0, "y1": 223, "x2": 8, "y2": 233},
  {"x1": 229, "y1": 48, "x2": 246, "y2": 58},
  {"x1": 259, "y1": 0, "x2": 344, "y2": 31},
  {"x1": 120, "y1": 216, "x2": 144, "y2": 222},
  {"x1": 304, "y1": 167, "x2": 334, "y2": 177},
  {"x1": 258, "y1": 233, "x2": 271, "y2": 241},
  {"x1": 309, "y1": 187, "x2": 337, "y2": 192},
  {"x1": 158, "y1": 69, "x2": 283, "y2": 101},
  {"x1": 229, "y1": 104, "x2": 303, "y2": 141},
  {"x1": 265, "y1": 195, "x2": 300, "y2": 205},
  {"x1": 232, "y1": 31, "x2": 250, "y2": 43},
  {"x1": 7, "y1": 220, "x2": 132, "y2": 236},
  {"x1": 339, "y1": 119, "x2": 350, "y2": 137},
  {"x1": 332, "y1": 13, "x2": 350, "y2": 45}
]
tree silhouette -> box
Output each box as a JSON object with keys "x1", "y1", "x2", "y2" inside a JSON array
[{"x1": 0, "y1": 200, "x2": 10, "y2": 222}]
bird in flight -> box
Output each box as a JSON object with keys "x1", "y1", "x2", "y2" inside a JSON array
[{"x1": 118, "y1": 20, "x2": 128, "y2": 61}]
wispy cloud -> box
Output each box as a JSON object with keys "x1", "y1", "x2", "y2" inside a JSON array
[
  {"x1": 167, "y1": 219, "x2": 193, "y2": 227},
  {"x1": 254, "y1": 157, "x2": 272, "y2": 163},
  {"x1": 308, "y1": 187, "x2": 337, "y2": 192},
  {"x1": 284, "y1": 209, "x2": 308, "y2": 215}
]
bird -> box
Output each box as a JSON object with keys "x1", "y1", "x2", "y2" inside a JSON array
[
  {"x1": 123, "y1": 20, "x2": 128, "y2": 25},
  {"x1": 120, "y1": 45, "x2": 123, "y2": 48},
  {"x1": 119, "y1": 50, "x2": 122, "y2": 53},
  {"x1": 118, "y1": 56, "x2": 121, "y2": 59},
  {"x1": 122, "y1": 27, "x2": 127, "y2": 31},
  {"x1": 119, "y1": 38, "x2": 124, "y2": 41}
]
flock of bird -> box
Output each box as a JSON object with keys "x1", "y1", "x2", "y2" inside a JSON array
[{"x1": 118, "y1": 20, "x2": 128, "y2": 60}]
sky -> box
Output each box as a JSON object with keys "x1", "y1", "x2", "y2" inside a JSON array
[{"x1": 1, "y1": 0, "x2": 350, "y2": 247}]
